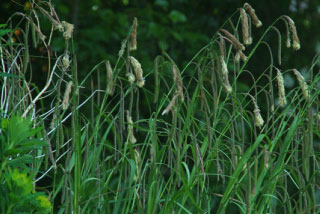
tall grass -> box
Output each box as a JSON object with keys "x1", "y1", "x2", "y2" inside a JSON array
[{"x1": 0, "y1": 1, "x2": 319, "y2": 213}]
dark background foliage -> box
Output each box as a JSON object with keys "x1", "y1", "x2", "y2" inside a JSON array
[{"x1": 2, "y1": 0, "x2": 320, "y2": 84}]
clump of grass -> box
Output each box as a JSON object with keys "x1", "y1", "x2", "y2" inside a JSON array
[{"x1": 1, "y1": 1, "x2": 319, "y2": 214}]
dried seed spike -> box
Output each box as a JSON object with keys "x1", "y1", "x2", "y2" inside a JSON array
[
  {"x1": 240, "y1": 8, "x2": 252, "y2": 45},
  {"x1": 129, "y1": 17, "x2": 138, "y2": 51},
  {"x1": 276, "y1": 68, "x2": 287, "y2": 107},
  {"x1": 238, "y1": 50, "x2": 247, "y2": 62},
  {"x1": 254, "y1": 106, "x2": 264, "y2": 129},
  {"x1": 126, "y1": 110, "x2": 137, "y2": 144},
  {"x1": 62, "y1": 53, "x2": 70, "y2": 70},
  {"x1": 62, "y1": 81, "x2": 73, "y2": 110},
  {"x1": 220, "y1": 29, "x2": 245, "y2": 51},
  {"x1": 284, "y1": 16, "x2": 300, "y2": 50},
  {"x1": 220, "y1": 56, "x2": 228, "y2": 75},
  {"x1": 105, "y1": 60, "x2": 114, "y2": 95},
  {"x1": 249, "y1": 94, "x2": 264, "y2": 128},
  {"x1": 218, "y1": 34, "x2": 226, "y2": 57},
  {"x1": 162, "y1": 94, "x2": 178, "y2": 115},
  {"x1": 129, "y1": 56, "x2": 145, "y2": 87},
  {"x1": 172, "y1": 65, "x2": 184, "y2": 102},
  {"x1": 293, "y1": 69, "x2": 309, "y2": 100},
  {"x1": 284, "y1": 20, "x2": 291, "y2": 48},
  {"x1": 126, "y1": 72, "x2": 135, "y2": 84},
  {"x1": 61, "y1": 21, "x2": 74, "y2": 40},
  {"x1": 244, "y1": 3, "x2": 262, "y2": 28}
]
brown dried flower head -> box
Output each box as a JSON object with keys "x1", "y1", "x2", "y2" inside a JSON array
[
  {"x1": 129, "y1": 17, "x2": 138, "y2": 51},
  {"x1": 126, "y1": 72, "x2": 135, "y2": 84},
  {"x1": 244, "y1": 3, "x2": 262, "y2": 28},
  {"x1": 172, "y1": 65, "x2": 184, "y2": 102},
  {"x1": 162, "y1": 94, "x2": 178, "y2": 115},
  {"x1": 105, "y1": 60, "x2": 114, "y2": 95},
  {"x1": 220, "y1": 29, "x2": 245, "y2": 52},
  {"x1": 61, "y1": 21, "x2": 74, "y2": 40},
  {"x1": 129, "y1": 56, "x2": 145, "y2": 87},
  {"x1": 62, "y1": 53, "x2": 70, "y2": 70},
  {"x1": 240, "y1": 8, "x2": 252, "y2": 45},
  {"x1": 285, "y1": 16, "x2": 300, "y2": 50},
  {"x1": 276, "y1": 68, "x2": 287, "y2": 107},
  {"x1": 126, "y1": 110, "x2": 137, "y2": 144},
  {"x1": 293, "y1": 69, "x2": 309, "y2": 100},
  {"x1": 62, "y1": 81, "x2": 73, "y2": 110}
]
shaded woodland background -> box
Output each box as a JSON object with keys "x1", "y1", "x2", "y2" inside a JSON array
[{"x1": 1, "y1": 0, "x2": 320, "y2": 88}]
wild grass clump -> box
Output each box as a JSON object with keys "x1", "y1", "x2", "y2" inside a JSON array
[{"x1": 0, "y1": 1, "x2": 319, "y2": 213}]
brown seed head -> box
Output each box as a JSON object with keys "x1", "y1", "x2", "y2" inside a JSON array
[
  {"x1": 285, "y1": 16, "x2": 300, "y2": 50},
  {"x1": 276, "y1": 68, "x2": 287, "y2": 107},
  {"x1": 129, "y1": 56, "x2": 145, "y2": 87},
  {"x1": 105, "y1": 60, "x2": 114, "y2": 95},
  {"x1": 129, "y1": 17, "x2": 138, "y2": 51},
  {"x1": 220, "y1": 29, "x2": 245, "y2": 51},
  {"x1": 62, "y1": 81, "x2": 73, "y2": 110},
  {"x1": 173, "y1": 65, "x2": 184, "y2": 102},
  {"x1": 61, "y1": 21, "x2": 74, "y2": 40},
  {"x1": 240, "y1": 8, "x2": 252, "y2": 45},
  {"x1": 293, "y1": 69, "x2": 309, "y2": 100},
  {"x1": 244, "y1": 3, "x2": 262, "y2": 28}
]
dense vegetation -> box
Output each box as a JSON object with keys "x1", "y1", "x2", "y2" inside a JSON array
[{"x1": 0, "y1": 1, "x2": 319, "y2": 213}]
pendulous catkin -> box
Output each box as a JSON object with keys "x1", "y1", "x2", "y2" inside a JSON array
[
  {"x1": 220, "y1": 29, "x2": 245, "y2": 52},
  {"x1": 244, "y1": 3, "x2": 262, "y2": 28},
  {"x1": 62, "y1": 81, "x2": 73, "y2": 110},
  {"x1": 162, "y1": 94, "x2": 178, "y2": 115},
  {"x1": 293, "y1": 69, "x2": 309, "y2": 100},
  {"x1": 105, "y1": 60, "x2": 114, "y2": 95},
  {"x1": 240, "y1": 8, "x2": 252, "y2": 45},
  {"x1": 129, "y1": 56, "x2": 145, "y2": 87},
  {"x1": 129, "y1": 17, "x2": 138, "y2": 51},
  {"x1": 276, "y1": 68, "x2": 287, "y2": 107},
  {"x1": 126, "y1": 110, "x2": 137, "y2": 143},
  {"x1": 249, "y1": 94, "x2": 264, "y2": 128},
  {"x1": 172, "y1": 65, "x2": 184, "y2": 102},
  {"x1": 285, "y1": 16, "x2": 300, "y2": 50},
  {"x1": 61, "y1": 21, "x2": 74, "y2": 40}
]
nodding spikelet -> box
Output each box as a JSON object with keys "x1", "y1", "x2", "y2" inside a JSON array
[
  {"x1": 220, "y1": 29, "x2": 245, "y2": 51},
  {"x1": 129, "y1": 56, "x2": 145, "y2": 87},
  {"x1": 219, "y1": 34, "x2": 226, "y2": 58},
  {"x1": 244, "y1": 3, "x2": 262, "y2": 28},
  {"x1": 62, "y1": 53, "x2": 70, "y2": 70},
  {"x1": 133, "y1": 149, "x2": 140, "y2": 181},
  {"x1": 126, "y1": 110, "x2": 137, "y2": 143},
  {"x1": 237, "y1": 51, "x2": 247, "y2": 62},
  {"x1": 61, "y1": 21, "x2": 74, "y2": 40},
  {"x1": 249, "y1": 95, "x2": 264, "y2": 128},
  {"x1": 172, "y1": 65, "x2": 184, "y2": 102},
  {"x1": 254, "y1": 106, "x2": 264, "y2": 129},
  {"x1": 129, "y1": 17, "x2": 138, "y2": 51},
  {"x1": 285, "y1": 21, "x2": 291, "y2": 48},
  {"x1": 293, "y1": 69, "x2": 309, "y2": 100},
  {"x1": 235, "y1": 50, "x2": 247, "y2": 62},
  {"x1": 126, "y1": 72, "x2": 135, "y2": 84},
  {"x1": 220, "y1": 56, "x2": 228, "y2": 75},
  {"x1": 162, "y1": 94, "x2": 178, "y2": 115},
  {"x1": 240, "y1": 8, "x2": 252, "y2": 45},
  {"x1": 285, "y1": 16, "x2": 300, "y2": 50},
  {"x1": 62, "y1": 81, "x2": 73, "y2": 110},
  {"x1": 222, "y1": 71, "x2": 232, "y2": 93},
  {"x1": 105, "y1": 60, "x2": 114, "y2": 95},
  {"x1": 276, "y1": 68, "x2": 287, "y2": 107}
]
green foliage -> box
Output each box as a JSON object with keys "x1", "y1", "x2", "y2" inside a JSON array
[{"x1": 0, "y1": 115, "x2": 50, "y2": 214}]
